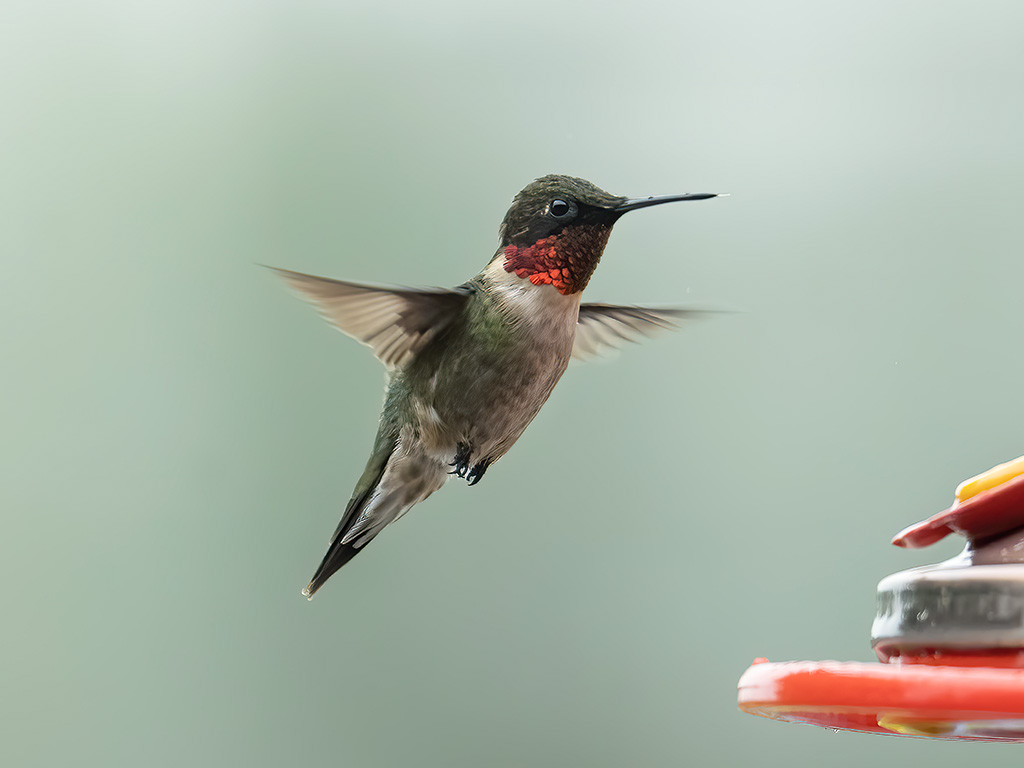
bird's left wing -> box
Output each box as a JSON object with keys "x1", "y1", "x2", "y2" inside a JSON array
[
  {"x1": 572, "y1": 303, "x2": 710, "y2": 361},
  {"x1": 271, "y1": 267, "x2": 470, "y2": 369}
]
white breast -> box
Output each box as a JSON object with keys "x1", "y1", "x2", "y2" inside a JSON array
[{"x1": 481, "y1": 257, "x2": 581, "y2": 335}]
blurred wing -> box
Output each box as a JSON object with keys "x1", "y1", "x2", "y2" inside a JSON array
[
  {"x1": 271, "y1": 267, "x2": 469, "y2": 369},
  {"x1": 573, "y1": 303, "x2": 708, "y2": 361}
]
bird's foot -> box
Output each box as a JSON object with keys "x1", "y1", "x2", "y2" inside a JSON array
[
  {"x1": 449, "y1": 442, "x2": 472, "y2": 479},
  {"x1": 449, "y1": 443, "x2": 489, "y2": 486},
  {"x1": 467, "y1": 459, "x2": 491, "y2": 487}
]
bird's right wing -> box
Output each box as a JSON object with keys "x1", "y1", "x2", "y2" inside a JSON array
[
  {"x1": 572, "y1": 303, "x2": 712, "y2": 361},
  {"x1": 271, "y1": 267, "x2": 470, "y2": 369}
]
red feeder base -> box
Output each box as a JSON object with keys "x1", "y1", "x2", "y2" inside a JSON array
[
  {"x1": 738, "y1": 455, "x2": 1024, "y2": 740},
  {"x1": 738, "y1": 658, "x2": 1024, "y2": 741}
]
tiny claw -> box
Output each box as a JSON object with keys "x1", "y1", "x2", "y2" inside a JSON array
[
  {"x1": 467, "y1": 459, "x2": 491, "y2": 486},
  {"x1": 450, "y1": 442, "x2": 472, "y2": 479}
]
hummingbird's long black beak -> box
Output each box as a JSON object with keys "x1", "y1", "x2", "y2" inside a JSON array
[{"x1": 614, "y1": 193, "x2": 721, "y2": 213}]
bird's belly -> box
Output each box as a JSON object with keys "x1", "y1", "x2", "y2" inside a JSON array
[{"x1": 412, "y1": 340, "x2": 571, "y2": 462}]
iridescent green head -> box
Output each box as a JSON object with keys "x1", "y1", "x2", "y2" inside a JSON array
[{"x1": 495, "y1": 174, "x2": 719, "y2": 295}]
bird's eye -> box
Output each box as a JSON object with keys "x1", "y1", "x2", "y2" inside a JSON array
[{"x1": 549, "y1": 199, "x2": 571, "y2": 217}]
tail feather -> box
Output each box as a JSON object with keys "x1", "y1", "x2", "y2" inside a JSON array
[
  {"x1": 302, "y1": 535, "x2": 369, "y2": 599},
  {"x1": 303, "y1": 434, "x2": 395, "y2": 600}
]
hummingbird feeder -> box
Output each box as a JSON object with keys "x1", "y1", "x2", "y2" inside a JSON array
[{"x1": 737, "y1": 455, "x2": 1024, "y2": 741}]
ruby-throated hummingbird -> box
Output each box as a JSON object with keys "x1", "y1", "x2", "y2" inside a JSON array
[{"x1": 274, "y1": 175, "x2": 720, "y2": 598}]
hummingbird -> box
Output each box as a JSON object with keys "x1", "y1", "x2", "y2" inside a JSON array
[{"x1": 274, "y1": 174, "x2": 720, "y2": 598}]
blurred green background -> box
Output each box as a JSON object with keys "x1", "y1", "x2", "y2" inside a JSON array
[{"x1": 5, "y1": 0, "x2": 1024, "y2": 765}]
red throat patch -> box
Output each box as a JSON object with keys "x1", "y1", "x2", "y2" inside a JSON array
[{"x1": 501, "y1": 225, "x2": 612, "y2": 295}]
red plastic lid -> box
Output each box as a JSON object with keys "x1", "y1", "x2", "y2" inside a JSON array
[
  {"x1": 893, "y1": 472, "x2": 1024, "y2": 549},
  {"x1": 738, "y1": 658, "x2": 1024, "y2": 741}
]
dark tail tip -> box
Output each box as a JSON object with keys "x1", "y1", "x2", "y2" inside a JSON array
[{"x1": 302, "y1": 537, "x2": 371, "y2": 600}]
